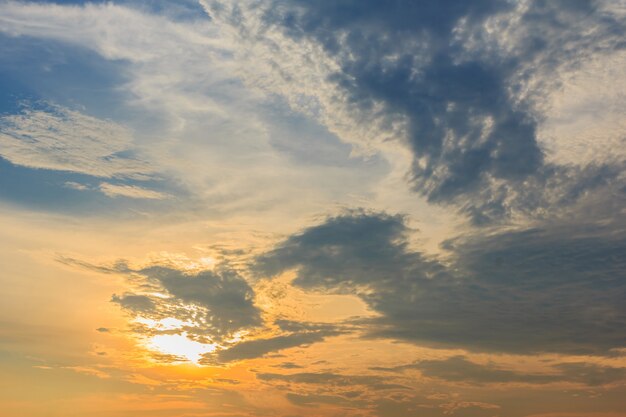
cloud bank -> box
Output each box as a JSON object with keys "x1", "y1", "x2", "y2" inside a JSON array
[{"x1": 254, "y1": 210, "x2": 626, "y2": 355}]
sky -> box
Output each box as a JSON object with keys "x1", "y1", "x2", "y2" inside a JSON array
[{"x1": 0, "y1": 0, "x2": 625, "y2": 416}]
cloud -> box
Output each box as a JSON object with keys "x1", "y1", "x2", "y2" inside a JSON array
[
  {"x1": 203, "y1": 0, "x2": 626, "y2": 223},
  {"x1": 440, "y1": 401, "x2": 500, "y2": 416},
  {"x1": 111, "y1": 293, "x2": 156, "y2": 313},
  {"x1": 256, "y1": 371, "x2": 391, "y2": 388},
  {"x1": 553, "y1": 362, "x2": 626, "y2": 387},
  {"x1": 256, "y1": 369, "x2": 410, "y2": 410},
  {"x1": 1, "y1": 1, "x2": 623, "y2": 225},
  {"x1": 379, "y1": 356, "x2": 626, "y2": 387},
  {"x1": 0, "y1": 103, "x2": 151, "y2": 179},
  {"x1": 537, "y1": 49, "x2": 626, "y2": 167},
  {"x1": 64, "y1": 181, "x2": 169, "y2": 200},
  {"x1": 60, "y1": 255, "x2": 351, "y2": 362},
  {"x1": 0, "y1": 0, "x2": 390, "y2": 223},
  {"x1": 62, "y1": 258, "x2": 263, "y2": 344},
  {"x1": 98, "y1": 182, "x2": 168, "y2": 199},
  {"x1": 64, "y1": 181, "x2": 90, "y2": 191},
  {"x1": 253, "y1": 211, "x2": 626, "y2": 355},
  {"x1": 204, "y1": 329, "x2": 336, "y2": 364},
  {"x1": 408, "y1": 356, "x2": 559, "y2": 385},
  {"x1": 136, "y1": 265, "x2": 262, "y2": 338},
  {"x1": 285, "y1": 392, "x2": 359, "y2": 408},
  {"x1": 0, "y1": 1, "x2": 623, "y2": 415},
  {"x1": 254, "y1": 210, "x2": 443, "y2": 289},
  {"x1": 273, "y1": 362, "x2": 304, "y2": 369}
]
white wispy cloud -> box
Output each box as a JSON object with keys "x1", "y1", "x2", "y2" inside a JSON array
[
  {"x1": 98, "y1": 183, "x2": 168, "y2": 200},
  {"x1": 538, "y1": 50, "x2": 626, "y2": 166},
  {"x1": 0, "y1": 0, "x2": 397, "y2": 160},
  {"x1": 198, "y1": 0, "x2": 409, "y2": 155},
  {"x1": 63, "y1": 181, "x2": 89, "y2": 191},
  {"x1": 0, "y1": 103, "x2": 152, "y2": 179}
]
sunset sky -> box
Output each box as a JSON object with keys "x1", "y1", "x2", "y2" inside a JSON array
[{"x1": 1, "y1": 1, "x2": 625, "y2": 416}]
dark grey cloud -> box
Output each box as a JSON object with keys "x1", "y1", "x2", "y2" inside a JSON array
[
  {"x1": 376, "y1": 356, "x2": 626, "y2": 387},
  {"x1": 138, "y1": 266, "x2": 262, "y2": 337},
  {"x1": 237, "y1": 0, "x2": 626, "y2": 223},
  {"x1": 205, "y1": 327, "x2": 339, "y2": 364},
  {"x1": 111, "y1": 293, "x2": 156, "y2": 313},
  {"x1": 60, "y1": 257, "x2": 263, "y2": 343},
  {"x1": 57, "y1": 256, "x2": 132, "y2": 275},
  {"x1": 273, "y1": 362, "x2": 304, "y2": 369},
  {"x1": 255, "y1": 210, "x2": 446, "y2": 290},
  {"x1": 253, "y1": 211, "x2": 626, "y2": 355},
  {"x1": 150, "y1": 352, "x2": 187, "y2": 364},
  {"x1": 554, "y1": 362, "x2": 626, "y2": 387},
  {"x1": 258, "y1": 371, "x2": 352, "y2": 384},
  {"x1": 258, "y1": 370, "x2": 410, "y2": 410},
  {"x1": 285, "y1": 392, "x2": 360, "y2": 408},
  {"x1": 410, "y1": 356, "x2": 558, "y2": 385},
  {"x1": 61, "y1": 256, "x2": 349, "y2": 362},
  {"x1": 257, "y1": 371, "x2": 403, "y2": 390}
]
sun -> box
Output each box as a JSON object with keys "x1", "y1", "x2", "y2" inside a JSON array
[
  {"x1": 147, "y1": 333, "x2": 217, "y2": 364},
  {"x1": 134, "y1": 317, "x2": 218, "y2": 365}
]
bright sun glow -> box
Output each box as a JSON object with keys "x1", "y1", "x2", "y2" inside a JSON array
[
  {"x1": 147, "y1": 334, "x2": 217, "y2": 364},
  {"x1": 136, "y1": 317, "x2": 192, "y2": 330}
]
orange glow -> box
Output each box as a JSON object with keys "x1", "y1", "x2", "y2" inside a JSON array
[{"x1": 147, "y1": 334, "x2": 217, "y2": 364}]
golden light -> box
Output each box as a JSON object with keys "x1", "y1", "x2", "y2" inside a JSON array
[
  {"x1": 134, "y1": 317, "x2": 218, "y2": 365},
  {"x1": 147, "y1": 333, "x2": 217, "y2": 365}
]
